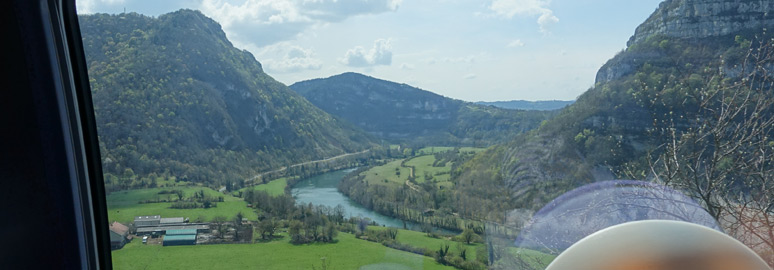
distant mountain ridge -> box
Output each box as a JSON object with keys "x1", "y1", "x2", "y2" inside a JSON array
[
  {"x1": 80, "y1": 10, "x2": 374, "y2": 189},
  {"x1": 475, "y1": 100, "x2": 574, "y2": 111},
  {"x1": 290, "y1": 72, "x2": 554, "y2": 145}
]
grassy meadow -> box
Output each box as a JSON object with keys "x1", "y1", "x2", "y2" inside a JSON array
[
  {"x1": 361, "y1": 159, "x2": 411, "y2": 186},
  {"x1": 370, "y1": 226, "x2": 484, "y2": 262},
  {"x1": 112, "y1": 233, "x2": 455, "y2": 270},
  {"x1": 360, "y1": 147, "x2": 485, "y2": 188},
  {"x1": 405, "y1": 155, "x2": 452, "y2": 184},
  {"x1": 236, "y1": 177, "x2": 290, "y2": 197},
  {"x1": 106, "y1": 186, "x2": 257, "y2": 224}
]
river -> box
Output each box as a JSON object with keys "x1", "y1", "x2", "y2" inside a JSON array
[{"x1": 291, "y1": 168, "x2": 455, "y2": 233}]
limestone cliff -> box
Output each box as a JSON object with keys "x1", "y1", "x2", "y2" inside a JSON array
[
  {"x1": 628, "y1": 0, "x2": 774, "y2": 47},
  {"x1": 597, "y1": 0, "x2": 774, "y2": 84}
]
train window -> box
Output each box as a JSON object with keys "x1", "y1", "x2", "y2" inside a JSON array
[{"x1": 75, "y1": 0, "x2": 774, "y2": 269}]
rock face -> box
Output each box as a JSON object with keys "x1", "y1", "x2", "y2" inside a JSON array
[
  {"x1": 628, "y1": 0, "x2": 774, "y2": 46},
  {"x1": 597, "y1": 0, "x2": 774, "y2": 84}
]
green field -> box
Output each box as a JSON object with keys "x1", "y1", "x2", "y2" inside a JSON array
[
  {"x1": 237, "y1": 177, "x2": 289, "y2": 196},
  {"x1": 492, "y1": 248, "x2": 556, "y2": 269},
  {"x1": 371, "y1": 226, "x2": 483, "y2": 261},
  {"x1": 361, "y1": 159, "x2": 411, "y2": 186},
  {"x1": 107, "y1": 187, "x2": 257, "y2": 224},
  {"x1": 112, "y1": 233, "x2": 455, "y2": 270},
  {"x1": 362, "y1": 147, "x2": 485, "y2": 187},
  {"x1": 405, "y1": 155, "x2": 452, "y2": 183}
]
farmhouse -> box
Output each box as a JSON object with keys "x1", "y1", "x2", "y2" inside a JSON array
[{"x1": 109, "y1": 221, "x2": 130, "y2": 250}]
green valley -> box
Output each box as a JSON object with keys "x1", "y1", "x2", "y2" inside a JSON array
[
  {"x1": 84, "y1": 0, "x2": 774, "y2": 269},
  {"x1": 112, "y1": 232, "x2": 455, "y2": 270}
]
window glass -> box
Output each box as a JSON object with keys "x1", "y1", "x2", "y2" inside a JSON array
[{"x1": 77, "y1": 0, "x2": 774, "y2": 269}]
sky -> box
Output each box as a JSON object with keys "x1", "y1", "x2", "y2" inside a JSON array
[{"x1": 77, "y1": 0, "x2": 664, "y2": 102}]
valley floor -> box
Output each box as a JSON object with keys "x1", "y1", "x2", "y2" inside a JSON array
[{"x1": 112, "y1": 232, "x2": 454, "y2": 270}]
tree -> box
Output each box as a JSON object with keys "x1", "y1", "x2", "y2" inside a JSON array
[
  {"x1": 456, "y1": 243, "x2": 467, "y2": 260},
  {"x1": 122, "y1": 168, "x2": 135, "y2": 180},
  {"x1": 258, "y1": 218, "x2": 277, "y2": 240},
  {"x1": 211, "y1": 215, "x2": 227, "y2": 239},
  {"x1": 232, "y1": 212, "x2": 244, "y2": 240},
  {"x1": 357, "y1": 218, "x2": 369, "y2": 233},
  {"x1": 461, "y1": 228, "x2": 477, "y2": 244},
  {"x1": 289, "y1": 220, "x2": 304, "y2": 244},
  {"x1": 645, "y1": 38, "x2": 774, "y2": 266},
  {"x1": 436, "y1": 244, "x2": 450, "y2": 265},
  {"x1": 333, "y1": 205, "x2": 345, "y2": 224},
  {"x1": 324, "y1": 222, "x2": 338, "y2": 242},
  {"x1": 386, "y1": 228, "x2": 398, "y2": 240}
]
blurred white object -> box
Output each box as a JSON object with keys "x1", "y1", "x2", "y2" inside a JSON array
[{"x1": 545, "y1": 220, "x2": 770, "y2": 270}]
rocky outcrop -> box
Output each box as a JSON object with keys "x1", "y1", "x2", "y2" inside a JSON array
[
  {"x1": 595, "y1": 51, "x2": 662, "y2": 84},
  {"x1": 628, "y1": 0, "x2": 774, "y2": 46},
  {"x1": 597, "y1": 0, "x2": 774, "y2": 84}
]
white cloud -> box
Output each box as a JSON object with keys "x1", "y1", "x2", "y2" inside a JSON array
[
  {"x1": 340, "y1": 39, "x2": 393, "y2": 67},
  {"x1": 301, "y1": 0, "x2": 402, "y2": 22},
  {"x1": 463, "y1": 73, "x2": 477, "y2": 80},
  {"x1": 507, "y1": 39, "x2": 525, "y2": 47},
  {"x1": 400, "y1": 63, "x2": 415, "y2": 70},
  {"x1": 537, "y1": 11, "x2": 559, "y2": 32},
  {"x1": 489, "y1": 0, "x2": 558, "y2": 33},
  {"x1": 261, "y1": 44, "x2": 323, "y2": 73},
  {"x1": 200, "y1": 0, "x2": 400, "y2": 48},
  {"x1": 441, "y1": 55, "x2": 476, "y2": 64},
  {"x1": 200, "y1": 0, "x2": 311, "y2": 47},
  {"x1": 77, "y1": 0, "x2": 126, "y2": 14}
]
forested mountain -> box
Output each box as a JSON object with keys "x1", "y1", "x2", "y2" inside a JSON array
[
  {"x1": 290, "y1": 72, "x2": 554, "y2": 145},
  {"x1": 475, "y1": 100, "x2": 573, "y2": 111},
  {"x1": 456, "y1": 0, "x2": 774, "y2": 211},
  {"x1": 79, "y1": 10, "x2": 375, "y2": 190}
]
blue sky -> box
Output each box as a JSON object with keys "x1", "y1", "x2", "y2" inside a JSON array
[{"x1": 77, "y1": 0, "x2": 664, "y2": 101}]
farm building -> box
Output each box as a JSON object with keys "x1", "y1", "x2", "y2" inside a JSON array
[
  {"x1": 134, "y1": 215, "x2": 161, "y2": 227},
  {"x1": 109, "y1": 221, "x2": 130, "y2": 250},
  {"x1": 163, "y1": 229, "x2": 197, "y2": 246},
  {"x1": 135, "y1": 224, "x2": 210, "y2": 236},
  {"x1": 166, "y1": 229, "x2": 197, "y2": 236},
  {"x1": 163, "y1": 235, "x2": 196, "y2": 246},
  {"x1": 160, "y1": 217, "x2": 185, "y2": 225}
]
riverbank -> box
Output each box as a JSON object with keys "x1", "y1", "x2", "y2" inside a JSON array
[
  {"x1": 291, "y1": 169, "x2": 457, "y2": 234},
  {"x1": 245, "y1": 149, "x2": 372, "y2": 186},
  {"x1": 338, "y1": 148, "x2": 489, "y2": 232}
]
